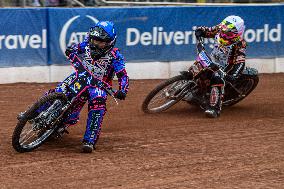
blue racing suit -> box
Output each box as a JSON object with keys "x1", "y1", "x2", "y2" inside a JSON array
[{"x1": 55, "y1": 37, "x2": 129, "y2": 146}]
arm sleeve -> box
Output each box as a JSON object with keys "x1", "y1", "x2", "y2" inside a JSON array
[
  {"x1": 112, "y1": 49, "x2": 129, "y2": 94},
  {"x1": 228, "y1": 62, "x2": 245, "y2": 78},
  {"x1": 227, "y1": 41, "x2": 247, "y2": 77},
  {"x1": 69, "y1": 42, "x2": 87, "y2": 55},
  {"x1": 234, "y1": 40, "x2": 246, "y2": 65}
]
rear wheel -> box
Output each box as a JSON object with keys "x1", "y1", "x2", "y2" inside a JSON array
[
  {"x1": 142, "y1": 75, "x2": 189, "y2": 113},
  {"x1": 223, "y1": 75, "x2": 259, "y2": 107},
  {"x1": 12, "y1": 93, "x2": 67, "y2": 152}
]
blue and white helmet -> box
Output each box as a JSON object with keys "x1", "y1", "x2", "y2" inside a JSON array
[{"x1": 89, "y1": 21, "x2": 117, "y2": 59}]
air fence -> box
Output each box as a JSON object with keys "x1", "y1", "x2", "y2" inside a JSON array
[{"x1": 0, "y1": 5, "x2": 283, "y2": 83}]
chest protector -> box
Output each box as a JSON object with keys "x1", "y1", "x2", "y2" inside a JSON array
[
  {"x1": 80, "y1": 46, "x2": 112, "y2": 80},
  {"x1": 210, "y1": 36, "x2": 234, "y2": 69}
]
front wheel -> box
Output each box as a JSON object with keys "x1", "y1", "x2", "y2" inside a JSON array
[
  {"x1": 142, "y1": 75, "x2": 189, "y2": 113},
  {"x1": 12, "y1": 93, "x2": 67, "y2": 152}
]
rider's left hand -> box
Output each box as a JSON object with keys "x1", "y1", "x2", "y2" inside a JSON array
[
  {"x1": 65, "y1": 46, "x2": 73, "y2": 57},
  {"x1": 114, "y1": 90, "x2": 126, "y2": 100}
]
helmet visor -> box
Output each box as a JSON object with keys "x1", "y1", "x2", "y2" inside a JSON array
[
  {"x1": 219, "y1": 23, "x2": 240, "y2": 46},
  {"x1": 220, "y1": 20, "x2": 239, "y2": 39},
  {"x1": 220, "y1": 32, "x2": 239, "y2": 40},
  {"x1": 90, "y1": 38, "x2": 109, "y2": 49},
  {"x1": 218, "y1": 33, "x2": 240, "y2": 46}
]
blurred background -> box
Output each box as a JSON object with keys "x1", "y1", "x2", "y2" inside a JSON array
[{"x1": 0, "y1": 0, "x2": 283, "y2": 7}]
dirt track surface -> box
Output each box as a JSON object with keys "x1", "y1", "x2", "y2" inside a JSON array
[{"x1": 0, "y1": 74, "x2": 283, "y2": 189}]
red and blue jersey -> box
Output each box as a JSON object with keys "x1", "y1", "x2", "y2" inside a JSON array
[{"x1": 69, "y1": 37, "x2": 129, "y2": 94}]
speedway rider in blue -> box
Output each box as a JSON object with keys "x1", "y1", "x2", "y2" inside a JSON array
[{"x1": 56, "y1": 21, "x2": 129, "y2": 153}]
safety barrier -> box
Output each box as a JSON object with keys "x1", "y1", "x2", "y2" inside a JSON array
[{"x1": 0, "y1": 5, "x2": 283, "y2": 83}]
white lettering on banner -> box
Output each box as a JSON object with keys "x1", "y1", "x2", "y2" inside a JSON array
[
  {"x1": 174, "y1": 31, "x2": 185, "y2": 45},
  {"x1": 126, "y1": 24, "x2": 282, "y2": 46},
  {"x1": 68, "y1": 32, "x2": 87, "y2": 46},
  {"x1": 127, "y1": 27, "x2": 195, "y2": 46},
  {"x1": 18, "y1": 35, "x2": 30, "y2": 49},
  {"x1": 269, "y1": 24, "x2": 281, "y2": 42},
  {"x1": 141, "y1": 32, "x2": 152, "y2": 45},
  {"x1": 0, "y1": 29, "x2": 47, "y2": 49},
  {"x1": 244, "y1": 24, "x2": 281, "y2": 43},
  {"x1": 126, "y1": 28, "x2": 140, "y2": 46},
  {"x1": 29, "y1": 35, "x2": 41, "y2": 48},
  {"x1": 244, "y1": 29, "x2": 256, "y2": 43},
  {"x1": 5, "y1": 35, "x2": 18, "y2": 49}
]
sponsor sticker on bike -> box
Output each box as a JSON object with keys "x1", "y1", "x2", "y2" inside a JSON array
[{"x1": 198, "y1": 51, "x2": 212, "y2": 68}]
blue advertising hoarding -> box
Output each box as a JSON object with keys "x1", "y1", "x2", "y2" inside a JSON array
[
  {"x1": 0, "y1": 8, "x2": 47, "y2": 67},
  {"x1": 0, "y1": 5, "x2": 283, "y2": 67}
]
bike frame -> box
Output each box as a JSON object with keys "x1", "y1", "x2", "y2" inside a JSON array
[{"x1": 26, "y1": 54, "x2": 118, "y2": 131}]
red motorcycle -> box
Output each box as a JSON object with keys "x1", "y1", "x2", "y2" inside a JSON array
[{"x1": 142, "y1": 38, "x2": 259, "y2": 113}]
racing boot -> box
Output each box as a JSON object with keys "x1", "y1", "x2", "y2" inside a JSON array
[
  {"x1": 82, "y1": 135, "x2": 100, "y2": 153},
  {"x1": 82, "y1": 141, "x2": 95, "y2": 153},
  {"x1": 205, "y1": 86, "x2": 223, "y2": 118}
]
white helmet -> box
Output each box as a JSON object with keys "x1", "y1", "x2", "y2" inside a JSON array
[{"x1": 217, "y1": 15, "x2": 245, "y2": 46}]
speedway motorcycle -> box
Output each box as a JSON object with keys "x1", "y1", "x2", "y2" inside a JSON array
[
  {"x1": 12, "y1": 53, "x2": 117, "y2": 152},
  {"x1": 142, "y1": 38, "x2": 259, "y2": 113}
]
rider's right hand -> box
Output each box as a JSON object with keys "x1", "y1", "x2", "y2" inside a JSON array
[
  {"x1": 65, "y1": 46, "x2": 73, "y2": 57},
  {"x1": 195, "y1": 27, "x2": 205, "y2": 39}
]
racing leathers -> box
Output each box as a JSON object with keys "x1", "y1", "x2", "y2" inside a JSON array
[
  {"x1": 195, "y1": 25, "x2": 247, "y2": 117},
  {"x1": 55, "y1": 37, "x2": 129, "y2": 147}
]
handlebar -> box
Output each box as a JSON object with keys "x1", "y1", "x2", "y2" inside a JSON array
[
  {"x1": 196, "y1": 37, "x2": 205, "y2": 53},
  {"x1": 195, "y1": 37, "x2": 226, "y2": 75}
]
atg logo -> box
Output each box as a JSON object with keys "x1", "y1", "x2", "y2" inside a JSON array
[{"x1": 59, "y1": 15, "x2": 99, "y2": 54}]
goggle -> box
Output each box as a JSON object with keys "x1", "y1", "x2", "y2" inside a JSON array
[
  {"x1": 90, "y1": 38, "x2": 109, "y2": 49},
  {"x1": 220, "y1": 20, "x2": 239, "y2": 39},
  {"x1": 221, "y1": 20, "x2": 236, "y2": 29},
  {"x1": 220, "y1": 32, "x2": 239, "y2": 40},
  {"x1": 218, "y1": 34, "x2": 240, "y2": 46}
]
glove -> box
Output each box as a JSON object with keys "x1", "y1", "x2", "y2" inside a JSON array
[
  {"x1": 114, "y1": 90, "x2": 126, "y2": 100},
  {"x1": 195, "y1": 27, "x2": 205, "y2": 39},
  {"x1": 65, "y1": 46, "x2": 73, "y2": 57}
]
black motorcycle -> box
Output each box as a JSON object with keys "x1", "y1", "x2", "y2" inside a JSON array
[
  {"x1": 12, "y1": 53, "x2": 117, "y2": 152},
  {"x1": 142, "y1": 38, "x2": 259, "y2": 114}
]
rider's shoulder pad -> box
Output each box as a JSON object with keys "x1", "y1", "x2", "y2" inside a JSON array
[{"x1": 111, "y1": 48, "x2": 124, "y2": 61}]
